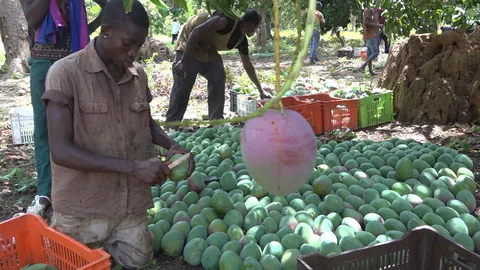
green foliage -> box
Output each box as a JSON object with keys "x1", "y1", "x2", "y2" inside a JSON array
[
  {"x1": 225, "y1": 65, "x2": 234, "y2": 84},
  {"x1": 85, "y1": 0, "x2": 102, "y2": 36},
  {"x1": 144, "y1": 52, "x2": 158, "y2": 90},
  {"x1": 0, "y1": 168, "x2": 36, "y2": 193},
  {"x1": 11, "y1": 73, "x2": 25, "y2": 80},
  {"x1": 85, "y1": 0, "x2": 101, "y2": 19},
  {"x1": 91, "y1": 0, "x2": 194, "y2": 36},
  {"x1": 445, "y1": 138, "x2": 472, "y2": 154},
  {"x1": 111, "y1": 0, "x2": 480, "y2": 42},
  {"x1": 379, "y1": 0, "x2": 480, "y2": 38},
  {"x1": 142, "y1": 0, "x2": 171, "y2": 35},
  {"x1": 0, "y1": 52, "x2": 5, "y2": 69},
  {"x1": 231, "y1": 68, "x2": 286, "y2": 96},
  {"x1": 320, "y1": 0, "x2": 362, "y2": 33},
  {"x1": 203, "y1": 0, "x2": 250, "y2": 20}
]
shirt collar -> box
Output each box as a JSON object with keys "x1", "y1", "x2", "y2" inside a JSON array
[{"x1": 84, "y1": 38, "x2": 139, "y2": 78}]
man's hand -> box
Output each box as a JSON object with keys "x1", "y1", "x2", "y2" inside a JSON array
[
  {"x1": 165, "y1": 144, "x2": 195, "y2": 178},
  {"x1": 173, "y1": 60, "x2": 187, "y2": 79},
  {"x1": 132, "y1": 158, "x2": 171, "y2": 186},
  {"x1": 93, "y1": 0, "x2": 108, "y2": 8},
  {"x1": 260, "y1": 91, "x2": 272, "y2": 100}
]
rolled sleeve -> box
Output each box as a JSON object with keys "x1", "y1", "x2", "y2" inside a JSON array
[{"x1": 41, "y1": 61, "x2": 74, "y2": 111}]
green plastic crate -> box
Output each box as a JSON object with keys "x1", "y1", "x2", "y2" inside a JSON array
[{"x1": 358, "y1": 91, "x2": 393, "y2": 128}]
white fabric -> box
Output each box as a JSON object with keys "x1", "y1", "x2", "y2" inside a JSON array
[{"x1": 172, "y1": 21, "x2": 181, "y2": 34}]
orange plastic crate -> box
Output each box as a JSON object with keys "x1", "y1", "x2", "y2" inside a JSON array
[
  {"x1": 257, "y1": 97, "x2": 323, "y2": 134},
  {"x1": 0, "y1": 214, "x2": 111, "y2": 270},
  {"x1": 296, "y1": 93, "x2": 359, "y2": 133}
]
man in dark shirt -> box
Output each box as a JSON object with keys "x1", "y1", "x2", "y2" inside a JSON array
[
  {"x1": 165, "y1": 10, "x2": 271, "y2": 127},
  {"x1": 376, "y1": 8, "x2": 389, "y2": 53}
]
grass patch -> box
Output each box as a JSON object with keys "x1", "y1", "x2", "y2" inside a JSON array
[{"x1": 0, "y1": 168, "x2": 37, "y2": 194}]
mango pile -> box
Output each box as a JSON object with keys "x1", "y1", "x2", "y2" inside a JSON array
[{"x1": 147, "y1": 126, "x2": 480, "y2": 269}]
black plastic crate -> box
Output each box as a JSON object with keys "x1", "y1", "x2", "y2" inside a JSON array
[
  {"x1": 338, "y1": 48, "x2": 354, "y2": 58},
  {"x1": 297, "y1": 225, "x2": 480, "y2": 270}
]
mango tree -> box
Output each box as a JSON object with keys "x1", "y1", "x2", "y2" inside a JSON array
[{"x1": 378, "y1": 0, "x2": 480, "y2": 38}]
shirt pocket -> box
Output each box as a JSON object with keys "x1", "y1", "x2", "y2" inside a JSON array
[
  {"x1": 78, "y1": 101, "x2": 109, "y2": 138},
  {"x1": 129, "y1": 101, "x2": 150, "y2": 130},
  {"x1": 128, "y1": 101, "x2": 152, "y2": 158},
  {"x1": 130, "y1": 101, "x2": 150, "y2": 112}
]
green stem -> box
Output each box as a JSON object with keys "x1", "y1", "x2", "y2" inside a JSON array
[
  {"x1": 273, "y1": 0, "x2": 280, "y2": 93},
  {"x1": 162, "y1": 0, "x2": 317, "y2": 127}
]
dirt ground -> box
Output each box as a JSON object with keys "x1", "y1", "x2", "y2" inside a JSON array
[{"x1": 0, "y1": 49, "x2": 479, "y2": 270}]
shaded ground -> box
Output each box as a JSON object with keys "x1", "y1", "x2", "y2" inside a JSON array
[{"x1": 0, "y1": 47, "x2": 479, "y2": 270}]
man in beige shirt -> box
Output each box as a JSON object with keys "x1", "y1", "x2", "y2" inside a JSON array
[{"x1": 41, "y1": 0, "x2": 194, "y2": 268}]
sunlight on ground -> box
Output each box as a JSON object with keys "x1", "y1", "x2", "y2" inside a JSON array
[{"x1": 0, "y1": 37, "x2": 5, "y2": 67}]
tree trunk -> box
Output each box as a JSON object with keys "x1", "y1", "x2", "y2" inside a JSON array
[
  {"x1": 265, "y1": 15, "x2": 273, "y2": 40},
  {"x1": 256, "y1": 0, "x2": 267, "y2": 50},
  {"x1": 0, "y1": 0, "x2": 30, "y2": 74}
]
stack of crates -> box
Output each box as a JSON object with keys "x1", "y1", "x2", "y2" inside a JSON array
[
  {"x1": 229, "y1": 89, "x2": 394, "y2": 133},
  {"x1": 257, "y1": 97, "x2": 323, "y2": 134},
  {"x1": 296, "y1": 93, "x2": 359, "y2": 133}
]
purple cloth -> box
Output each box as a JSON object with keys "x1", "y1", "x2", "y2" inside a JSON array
[
  {"x1": 35, "y1": 0, "x2": 88, "y2": 53},
  {"x1": 70, "y1": 0, "x2": 88, "y2": 52}
]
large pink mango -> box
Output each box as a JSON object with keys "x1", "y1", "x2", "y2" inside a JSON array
[{"x1": 241, "y1": 109, "x2": 317, "y2": 196}]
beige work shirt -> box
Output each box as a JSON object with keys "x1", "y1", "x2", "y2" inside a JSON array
[{"x1": 42, "y1": 39, "x2": 154, "y2": 219}]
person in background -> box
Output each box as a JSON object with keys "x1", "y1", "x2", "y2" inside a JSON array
[
  {"x1": 42, "y1": 0, "x2": 194, "y2": 267},
  {"x1": 165, "y1": 10, "x2": 271, "y2": 128},
  {"x1": 354, "y1": 8, "x2": 383, "y2": 75},
  {"x1": 309, "y1": 1, "x2": 325, "y2": 64},
  {"x1": 376, "y1": 8, "x2": 389, "y2": 53},
  {"x1": 171, "y1": 18, "x2": 181, "y2": 44},
  {"x1": 18, "y1": 0, "x2": 107, "y2": 217},
  {"x1": 331, "y1": 27, "x2": 345, "y2": 48}
]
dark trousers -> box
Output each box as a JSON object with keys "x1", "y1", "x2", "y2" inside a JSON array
[
  {"x1": 172, "y1": 34, "x2": 178, "y2": 44},
  {"x1": 377, "y1": 30, "x2": 390, "y2": 53},
  {"x1": 29, "y1": 58, "x2": 54, "y2": 198},
  {"x1": 165, "y1": 51, "x2": 226, "y2": 124}
]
